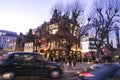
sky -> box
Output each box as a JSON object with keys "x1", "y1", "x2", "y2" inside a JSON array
[{"x1": 0, "y1": 0, "x2": 93, "y2": 34}]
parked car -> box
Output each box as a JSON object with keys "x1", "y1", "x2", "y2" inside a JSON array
[{"x1": 0, "y1": 52, "x2": 63, "y2": 80}]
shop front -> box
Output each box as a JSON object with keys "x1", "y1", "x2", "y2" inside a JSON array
[{"x1": 45, "y1": 48, "x2": 81, "y2": 62}]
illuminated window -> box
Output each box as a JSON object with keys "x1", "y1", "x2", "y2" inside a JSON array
[
  {"x1": 49, "y1": 24, "x2": 58, "y2": 34},
  {"x1": 51, "y1": 29, "x2": 58, "y2": 34}
]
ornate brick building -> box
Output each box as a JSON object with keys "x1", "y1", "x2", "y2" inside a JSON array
[
  {"x1": 15, "y1": 9, "x2": 81, "y2": 61},
  {"x1": 35, "y1": 9, "x2": 81, "y2": 60}
]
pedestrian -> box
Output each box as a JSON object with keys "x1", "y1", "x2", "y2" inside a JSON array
[
  {"x1": 95, "y1": 57, "x2": 99, "y2": 64},
  {"x1": 67, "y1": 55, "x2": 72, "y2": 68},
  {"x1": 59, "y1": 55, "x2": 64, "y2": 68},
  {"x1": 73, "y1": 57, "x2": 76, "y2": 69},
  {"x1": 0, "y1": 54, "x2": 2, "y2": 61},
  {"x1": 92, "y1": 55, "x2": 95, "y2": 63}
]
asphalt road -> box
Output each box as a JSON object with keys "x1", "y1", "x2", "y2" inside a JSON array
[
  {"x1": 0, "y1": 63, "x2": 92, "y2": 80},
  {"x1": 30, "y1": 63, "x2": 119, "y2": 80},
  {"x1": 1, "y1": 64, "x2": 120, "y2": 80}
]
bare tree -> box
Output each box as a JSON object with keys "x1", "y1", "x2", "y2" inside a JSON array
[
  {"x1": 49, "y1": 0, "x2": 91, "y2": 55},
  {"x1": 50, "y1": 2, "x2": 63, "y2": 22},
  {"x1": 90, "y1": 0, "x2": 120, "y2": 55}
]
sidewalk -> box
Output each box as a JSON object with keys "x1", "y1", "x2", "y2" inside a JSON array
[{"x1": 63, "y1": 62, "x2": 93, "y2": 72}]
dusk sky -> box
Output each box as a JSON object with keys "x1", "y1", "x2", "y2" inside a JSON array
[{"x1": 0, "y1": 0, "x2": 93, "y2": 34}]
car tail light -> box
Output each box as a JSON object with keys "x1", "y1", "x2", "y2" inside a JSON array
[
  {"x1": 79, "y1": 71, "x2": 95, "y2": 77},
  {"x1": 45, "y1": 65, "x2": 55, "y2": 70}
]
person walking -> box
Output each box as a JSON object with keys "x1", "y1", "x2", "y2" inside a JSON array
[
  {"x1": 59, "y1": 55, "x2": 64, "y2": 68},
  {"x1": 95, "y1": 57, "x2": 99, "y2": 64},
  {"x1": 67, "y1": 55, "x2": 72, "y2": 68},
  {"x1": 0, "y1": 54, "x2": 2, "y2": 61},
  {"x1": 73, "y1": 57, "x2": 77, "y2": 69}
]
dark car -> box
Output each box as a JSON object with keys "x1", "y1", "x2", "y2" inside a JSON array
[
  {"x1": 0, "y1": 52, "x2": 63, "y2": 79},
  {"x1": 75, "y1": 64, "x2": 119, "y2": 80}
]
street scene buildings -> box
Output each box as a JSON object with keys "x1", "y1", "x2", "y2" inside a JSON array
[
  {"x1": 0, "y1": 30, "x2": 17, "y2": 52},
  {"x1": 0, "y1": 0, "x2": 120, "y2": 63}
]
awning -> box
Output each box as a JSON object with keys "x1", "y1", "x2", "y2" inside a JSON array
[
  {"x1": 102, "y1": 47, "x2": 112, "y2": 55},
  {"x1": 84, "y1": 52, "x2": 92, "y2": 58},
  {"x1": 114, "y1": 48, "x2": 120, "y2": 55}
]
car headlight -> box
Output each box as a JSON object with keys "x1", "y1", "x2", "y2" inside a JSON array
[{"x1": 3, "y1": 72, "x2": 14, "y2": 79}]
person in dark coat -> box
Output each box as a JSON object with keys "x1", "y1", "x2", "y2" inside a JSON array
[{"x1": 67, "y1": 55, "x2": 72, "y2": 68}]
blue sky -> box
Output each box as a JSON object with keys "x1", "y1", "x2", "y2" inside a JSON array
[{"x1": 0, "y1": 0, "x2": 93, "y2": 34}]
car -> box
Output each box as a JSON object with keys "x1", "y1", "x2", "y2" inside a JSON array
[
  {"x1": 75, "y1": 64, "x2": 119, "y2": 80},
  {"x1": 0, "y1": 52, "x2": 63, "y2": 80}
]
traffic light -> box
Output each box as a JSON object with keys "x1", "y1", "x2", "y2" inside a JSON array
[{"x1": 37, "y1": 39, "x2": 42, "y2": 46}]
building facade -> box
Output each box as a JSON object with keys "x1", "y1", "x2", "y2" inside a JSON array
[
  {"x1": 81, "y1": 24, "x2": 120, "y2": 54},
  {"x1": 33, "y1": 9, "x2": 81, "y2": 60},
  {"x1": 0, "y1": 30, "x2": 17, "y2": 51}
]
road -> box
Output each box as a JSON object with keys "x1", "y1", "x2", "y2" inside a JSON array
[
  {"x1": 6, "y1": 62, "x2": 120, "y2": 80},
  {"x1": 12, "y1": 63, "x2": 92, "y2": 80}
]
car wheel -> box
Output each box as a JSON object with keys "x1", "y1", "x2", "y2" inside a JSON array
[
  {"x1": 50, "y1": 70, "x2": 60, "y2": 79},
  {"x1": 2, "y1": 72, "x2": 15, "y2": 80}
]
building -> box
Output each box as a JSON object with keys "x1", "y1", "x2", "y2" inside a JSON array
[
  {"x1": 108, "y1": 26, "x2": 120, "y2": 48},
  {"x1": 81, "y1": 23, "x2": 120, "y2": 54},
  {"x1": 33, "y1": 9, "x2": 81, "y2": 60},
  {"x1": 0, "y1": 30, "x2": 17, "y2": 51},
  {"x1": 8, "y1": 39, "x2": 16, "y2": 52},
  {"x1": 81, "y1": 25, "x2": 97, "y2": 53}
]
